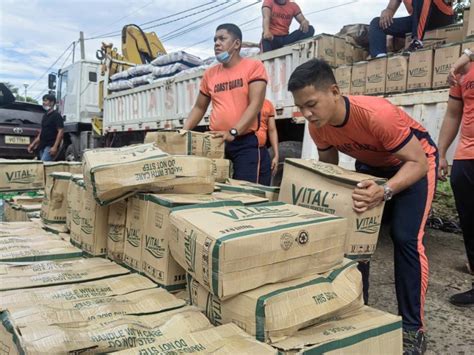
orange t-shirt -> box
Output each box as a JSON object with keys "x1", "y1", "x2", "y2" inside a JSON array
[
  {"x1": 262, "y1": 0, "x2": 302, "y2": 36},
  {"x1": 448, "y1": 63, "x2": 474, "y2": 160},
  {"x1": 403, "y1": 0, "x2": 453, "y2": 16},
  {"x1": 256, "y1": 99, "x2": 275, "y2": 146},
  {"x1": 309, "y1": 96, "x2": 437, "y2": 167},
  {"x1": 200, "y1": 58, "x2": 268, "y2": 133}
]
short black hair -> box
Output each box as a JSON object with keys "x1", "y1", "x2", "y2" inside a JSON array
[
  {"x1": 288, "y1": 59, "x2": 337, "y2": 92},
  {"x1": 216, "y1": 23, "x2": 242, "y2": 42},
  {"x1": 42, "y1": 94, "x2": 56, "y2": 104}
]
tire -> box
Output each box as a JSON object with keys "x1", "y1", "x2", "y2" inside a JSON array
[
  {"x1": 65, "y1": 144, "x2": 79, "y2": 161},
  {"x1": 269, "y1": 140, "x2": 302, "y2": 186}
]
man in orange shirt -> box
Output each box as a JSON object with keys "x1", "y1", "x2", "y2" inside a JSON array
[
  {"x1": 256, "y1": 99, "x2": 280, "y2": 185},
  {"x1": 288, "y1": 59, "x2": 438, "y2": 355},
  {"x1": 184, "y1": 23, "x2": 268, "y2": 184},
  {"x1": 438, "y1": 52, "x2": 474, "y2": 307},
  {"x1": 369, "y1": 0, "x2": 454, "y2": 57},
  {"x1": 261, "y1": 0, "x2": 314, "y2": 53}
]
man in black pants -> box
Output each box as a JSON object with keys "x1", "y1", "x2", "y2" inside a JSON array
[
  {"x1": 369, "y1": 0, "x2": 454, "y2": 58},
  {"x1": 438, "y1": 49, "x2": 474, "y2": 306}
]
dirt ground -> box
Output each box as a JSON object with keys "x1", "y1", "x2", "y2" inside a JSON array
[{"x1": 369, "y1": 226, "x2": 474, "y2": 354}]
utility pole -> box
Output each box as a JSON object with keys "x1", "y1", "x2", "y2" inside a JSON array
[
  {"x1": 80, "y1": 31, "x2": 85, "y2": 60},
  {"x1": 72, "y1": 40, "x2": 76, "y2": 63},
  {"x1": 23, "y1": 84, "x2": 28, "y2": 101}
]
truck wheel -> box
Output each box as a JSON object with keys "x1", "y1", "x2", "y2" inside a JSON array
[
  {"x1": 268, "y1": 141, "x2": 302, "y2": 186},
  {"x1": 65, "y1": 144, "x2": 79, "y2": 161}
]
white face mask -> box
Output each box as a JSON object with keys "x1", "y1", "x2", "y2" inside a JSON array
[{"x1": 43, "y1": 105, "x2": 51, "y2": 111}]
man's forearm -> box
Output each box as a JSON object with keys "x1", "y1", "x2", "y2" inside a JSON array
[
  {"x1": 234, "y1": 104, "x2": 262, "y2": 134},
  {"x1": 183, "y1": 107, "x2": 205, "y2": 130},
  {"x1": 53, "y1": 130, "x2": 64, "y2": 148},
  {"x1": 386, "y1": 0, "x2": 401, "y2": 12},
  {"x1": 438, "y1": 116, "x2": 461, "y2": 158},
  {"x1": 387, "y1": 160, "x2": 428, "y2": 195}
]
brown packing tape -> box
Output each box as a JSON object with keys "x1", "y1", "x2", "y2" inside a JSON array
[
  {"x1": 114, "y1": 323, "x2": 277, "y2": 355},
  {"x1": 188, "y1": 259, "x2": 363, "y2": 342},
  {"x1": 20, "y1": 307, "x2": 212, "y2": 354}
]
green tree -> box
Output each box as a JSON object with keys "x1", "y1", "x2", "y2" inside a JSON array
[{"x1": 3, "y1": 82, "x2": 38, "y2": 104}]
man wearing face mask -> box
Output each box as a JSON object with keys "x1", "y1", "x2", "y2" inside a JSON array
[
  {"x1": 184, "y1": 23, "x2": 268, "y2": 184},
  {"x1": 28, "y1": 94, "x2": 64, "y2": 161},
  {"x1": 261, "y1": 0, "x2": 315, "y2": 53}
]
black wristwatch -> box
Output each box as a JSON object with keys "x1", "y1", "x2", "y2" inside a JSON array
[
  {"x1": 383, "y1": 183, "x2": 393, "y2": 201},
  {"x1": 229, "y1": 128, "x2": 238, "y2": 137}
]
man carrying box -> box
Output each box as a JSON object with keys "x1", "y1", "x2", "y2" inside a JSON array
[{"x1": 288, "y1": 58, "x2": 438, "y2": 355}]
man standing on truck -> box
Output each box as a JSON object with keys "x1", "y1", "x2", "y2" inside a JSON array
[
  {"x1": 369, "y1": 0, "x2": 454, "y2": 57},
  {"x1": 288, "y1": 59, "x2": 438, "y2": 355},
  {"x1": 438, "y1": 49, "x2": 474, "y2": 307},
  {"x1": 28, "y1": 94, "x2": 64, "y2": 161},
  {"x1": 261, "y1": 0, "x2": 315, "y2": 53},
  {"x1": 183, "y1": 23, "x2": 268, "y2": 184},
  {"x1": 256, "y1": 98, "x2": 279, "y2": 185}
]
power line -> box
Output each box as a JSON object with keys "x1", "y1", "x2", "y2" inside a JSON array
[
  {"x1": 162, "y1": 0, "x2": 259, "y2": 43},
  {"x1": 88, "y1": 0, "x2": 156, "y2": 37},
  {"x1": 29, "y1": 42, "x2": 75, "y2": 92},
  {"x1": 84, "y1": 0, "x2": 227, "y2": 40}
]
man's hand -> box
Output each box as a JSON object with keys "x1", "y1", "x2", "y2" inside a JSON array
[
  {"x1": 209, "y1": 131, "x2": 233, "y2": 146},
  {"x1": 299, "y1": 20, "x2": 310, "y2": 33},
  {"x1": 27, "y1": 144, "x2": 34, "y2": 154},
  {"x1": 352, "y1": 180, "x2": 385, "y2": 213},
  {"x1": 438, "y1": 158, "x2": 449, "y2": 181},
  {"x1": 271, "y1": 156, "x2": 279, "y2": 176},
  {"x1": 263, "y1": 30, "x2": 274, "y2": 41},
  {"x1": 448, "y1": 54, "x2": 470, "y2": 86},
  {"x1": 379, "y1": 8, "x2": 395, "y2": 30},
  {"x1": 49, "y1": 146, "x2": 58, "y2": 157}
]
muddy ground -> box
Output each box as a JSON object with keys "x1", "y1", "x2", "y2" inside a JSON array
[{"x1": 370, "y1": 227, "x2": 474, "y2": 354}]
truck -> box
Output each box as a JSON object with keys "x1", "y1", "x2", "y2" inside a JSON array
[{"x1": 50, "y1": 28, "x2": 456, "y2": 183}]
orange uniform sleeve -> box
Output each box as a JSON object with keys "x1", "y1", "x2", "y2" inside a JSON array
[
  {"x1": 248, "y1": 60, "x2": 268, "y2": 84},
  {"x1": 199, "y1": 70, "x2": 211, "y2": 97},
  {"x1": 262, "y1": 0, "x2": 273, "y2": 9},
  {"x1": 369, "y1": 104, "x2": 414, "y2": 153},
  {"x1": 308, "y1": 123, "x2": 333, "y2": 151},
  {"x1": 449, "y1": 82, "x2": 462, "y2": 100},
  {"x1": 292, "y1": 2, "x2": 302, "y2": 16}
]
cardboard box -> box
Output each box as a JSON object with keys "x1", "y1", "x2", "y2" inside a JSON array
[
  {"x1": 386, "y1": 55, "x2": 409, "y2": 93},
  {"x1": 69, "y1": 175, "x2": 84, "y2": 246},
  {"x1": 40, "y1": 172, "x2": 73, "y2": 224},
  {"x1": 344, "y1": 42, "x2": 354, "y2": 64},
  {"x1": 0, "y1": 239, "x2": 83, "y2": 263},
  {"x1": 217, "y1": 178, "x2": 280, "y2": 201},
  {"x1": 123, "y1": 195, "x2": 148, "y2": 271},
  {"x1": 335, "y1": 66, "x2": 352, "y2": 95},
  {"x1": 107, "y1": 199, "x2": 128, "y2": 262},
  {"x1": 272, "y1": 306, "x2": 402, "y2": 354},
  {"x1": 334, "y1": 36, "x2": 346, "y2": 66},
  {"x1": 433, "y1": 44, "x2": 461, "y2": 88},
  {"x1": 0, "y1": 274, "x2": 155, "y2": 311},
  {"x1": 0, "y1": 159, "x2": 44, "y2": 192},
  {"x1": 80, "y1": 187, "x2": 109, "y2": 256},
  {"x1": 462, "y1": 39, "x2": 474, "y2": 51},
  {"x1": 142, "y1": 193, "x2": 269, "y2": 291},
  {"x1": 212, "y1": 158, "x2": 232, "y2": 183},
  {"x1": 438, "y1": 23, "x2": 464, "y2": 43},
  {"x1": 144, "y1": 130, "x2": 225, "y2": 159},
  {"x1": 19, "y1": 307, "x2": 211, "y2": 354},
  {"x1": 0, "y1": 258, "x2": 129, "y2": 291},
  {"x1": 407, "y1": 48, "x2": 434, "y2": 91},
  {"x1": 314, "y1": 34, "x2": 335, "y2": 66},
  {"x1": 83, "y1": 144, "x2": 214, "y2": 205},
  {"x1": 5, "y1": 288, "x2": 185, "y2": 328},
  {"x1": 169, "y1": 201, "x2": 347, "y2": 299},
  {"x1": 365, "y1": 57, "x2": 387, "y2": 95},
  {"x1": 43, "y1": 161, "x2": 82, "y2": 186},
  {"x1": 279, "y1": 159, "x2": 386, "y2": 260},
  {"x1": 115, "y1": 323, "x2": 277, "y2": 355},
  {"x1": 353, "y1": 46, "x2": 367, "y2": 62},
  {"x1": 188, "y1": 260, "x2": 363, "y2": 342},
  {"x1": 350, "y1": 61, "x2": 367, "y2": 94}
]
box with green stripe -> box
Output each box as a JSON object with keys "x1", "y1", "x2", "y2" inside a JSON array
[
  {"x1": 107, "y1": 199, "x2": 128, "y2": 263},
  {"x1": 217, "y1": 178, "x2": 280, "y2": 201},
  {"x1": 82, "y1": 143, "x2": 215, "y2": 205},
  {"x1": 68, "y1": 175, "x2": 84, "y2": 245},
  {"x1": 0, "y1": 159, "x2": 44, "y2": 192},
  {"x1": 169, "y1": 201, "x2": 347, "y2": 299},
  {"x1": 188, "y1": 259, "x2": 363, "y2": 342},
  {"x1": 141, "y1": 193, "x2": 268, "y2": 292},
  {"x1": 40, "y1": 172, "x2": 73, "y2": 225},
  {"x1": 279, "y1": 159, "x2": 386, "y2": 261},
  {"x1": 43, "y1": 161, "x2": 82, "y2": 187},
  {"x1": 123, "y1": 194, "x2": 148, "y2": 272},
  {"x1": 144, "y1": 129, "x2": 225, "y2": 159},
  {"x1": 271, "y1": 306, "x2": 402, "y2": 354}
]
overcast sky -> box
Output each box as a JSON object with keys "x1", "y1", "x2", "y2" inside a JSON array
[{"x1": 0, "y1": 0, "x2": 408, "y2": 100}]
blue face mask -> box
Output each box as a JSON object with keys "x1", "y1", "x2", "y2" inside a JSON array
[{"x1": 216, "y1": 40, "x2": 237, "y2": 64}]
